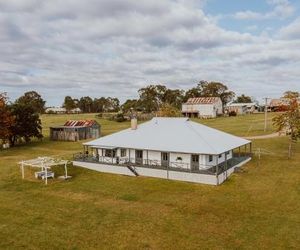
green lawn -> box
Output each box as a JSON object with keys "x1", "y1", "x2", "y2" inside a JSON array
[{"x1": 0, "y1": 113, "x2": 299, "y2": 249}]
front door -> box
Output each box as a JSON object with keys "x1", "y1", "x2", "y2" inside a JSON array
[
  {"x1": 135, "y1": 150, "x2": 143, "y2": 164},
  {"x1": 161, "y1": 152, "x2": 169, "y2": 167},
  {"x1": 191, "y1": 154, "x2": 199, "y2": 171}
]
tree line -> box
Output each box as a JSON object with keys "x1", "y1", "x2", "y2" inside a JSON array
[{"x1": 63, "y1": 81, "x2": 240, "y2": 113}]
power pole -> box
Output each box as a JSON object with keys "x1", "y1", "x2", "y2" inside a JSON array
[{"x1": 264, "y1": 97, "x2": 270, "y2": 132}]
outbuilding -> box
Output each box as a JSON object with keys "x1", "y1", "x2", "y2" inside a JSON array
[
  {"x1": 50, "y1": 120, "x2": 100, "y2": 141},
  {"x1": 73, "y1": 117, "x2": 252, "y2": 185},
  {"x1": 182, "y1": 97, "x2": 223, "y2": 118},
  {"x1": 226, "y1": 102, "x2": 258, "y2": 115}
]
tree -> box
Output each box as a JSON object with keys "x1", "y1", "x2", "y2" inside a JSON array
[
  {"x1": 282, "y1": 91, "x2": 299, "y2": 99},
  {"x1": 121, "y1": 99, "x2": 139, "y2": 113},
  {"x1": 273, "y1": 99, "x2": 300, "y2": 158},
  {"x1": 184, "y1": 81, "x2": 235, "y2": 105},
  {"x1": 184, "y1": 87, "x2": 202, "y2": 102},
  {"x1": 157, "y1": 103, "x2": 182, "y2": 117},
  {"x1": 93, "y1": 97, "x2": 107, "y2": 113},
  {"x1": 162, "y1": 89, "x2": 185, "y2": 109},
  {"x1": 78, "y1": 96, "x2": 93, "y2": 113},
  {"x1": 198, "y1": 81, "x2": 235, "y2": 105},
  {"x1": 138, "y1": 85, "x2": 167, "y2": 112},
  {"x1": 16, "y1": 91, "x2": 46, "y2": 113},
  {"x1": 0, "y1": 93, "x2": 14, "y2": 143},
  {"x1": 104, "y1": 97, "x2": 120, "y2": 112},
  {"x1": 235, "y1": 94, "x2": 252, "y2": 103},
  {"x1": 63, "y1": 96, "x2": 76, "y2": 112},
  {"x1": 9, "y1": 102, "x2": 43, "y2": 146}
]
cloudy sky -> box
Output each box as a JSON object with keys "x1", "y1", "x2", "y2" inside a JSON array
[{"x1": 1, "y1": 0, "x2": 300, "y2": 106}]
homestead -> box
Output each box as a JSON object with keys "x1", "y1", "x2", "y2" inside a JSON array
[
  {"x1": 181, "y1": 97, "x2": 223, "y2": 118},
  {"x1": 226, "y1": 102, "x2": 259, "y2": 115},
  {"x1": 73, "y1": 117, "x2": 252, "y2": 185},
  {"x1": 50, "y1": 120, "x2": 100, "y2": 141}
]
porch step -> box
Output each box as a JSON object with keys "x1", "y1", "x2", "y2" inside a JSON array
[{"x1": 126, "y1": 165, "x2": 139, "y2": 176}]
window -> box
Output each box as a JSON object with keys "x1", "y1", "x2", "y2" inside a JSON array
[
  {"x1": 226, "y1": 151, "x2": 230, "y2": 155},
  {"x1": 219, "y1": 154, "x2": 222, "y2": 158},
  {"x1": 121, "y1": 149, "x2": 126, "y2": 157},
  {"x1": 105, "y1": 149, "x2": 116, "y2": 158},
  {"x1": 136, "y1": 150, "x2": 143, "y2": 159},
  {"x1": 192, "y1": 155, "x2": 199, "y2": 163},
  {"x1": 162, "y1": 152, "x2": 169, "y2": 161},
  {"x1": 209, "y1": 155, "x2": 213, "y2": 162},
  {"x1": 105, "y1": 149, "x2": 112, "y2": 157}
]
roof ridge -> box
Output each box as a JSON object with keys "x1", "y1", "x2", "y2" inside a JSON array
[{"x1": 185, "y1": 121, "x2": 218, "y2": 154}]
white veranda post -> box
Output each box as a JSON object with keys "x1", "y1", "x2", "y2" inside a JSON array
[
  {"x1": 21, "y1": 162, "x2": 25, "y2": 179},
  {"x1": 44, "y1": 161, "x2": 48, "y2": 185}
]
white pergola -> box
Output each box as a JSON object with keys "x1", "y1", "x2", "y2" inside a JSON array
[{"x1": 19, "y1": 157, "x2": 70, "y2": 185}]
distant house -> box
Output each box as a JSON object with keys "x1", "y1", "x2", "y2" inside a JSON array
[
  {"x1": 50, "y1": 120, "x2": 100, "y2": 141},
  {"x1": 269, "y1": 98, "x2": 292, "y2": 112},
  {"x1": 73, "y1": 117, "x2": 252, "y2": 185},
  {"x1": 226, "y1": 103, "x2": 258, "y2": 115},
  {"x1": 182, "y1": 97, "x2": 223, "y2": 118},
  {"x1": 45, "y1": 107, "x2": 82, "y2": 114}
]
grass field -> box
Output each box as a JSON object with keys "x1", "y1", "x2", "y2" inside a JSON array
[{"x1": 0, "y1": 113, "x2": 299, "y2": 249}]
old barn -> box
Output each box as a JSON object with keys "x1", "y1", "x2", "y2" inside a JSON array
[
  {"x1": 50, "y1": 120, "x2": 100, "y2": 141},
  {"x1": 182, "y1": 97, "x2": 223, "y2": 118}
]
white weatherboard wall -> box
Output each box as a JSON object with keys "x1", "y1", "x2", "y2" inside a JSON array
[
  {"x1": 182, "y1": 100, "x2": 223, "y2": 118},
  {"x1": 169, "y1": 152, "x2": 190, "y2": 169}
]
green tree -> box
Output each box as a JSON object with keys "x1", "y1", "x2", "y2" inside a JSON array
[
  {"x1": 235, "y1": 94, "x2": 252, "y2": 103},
  {"x1": 138, "y1": 85, "x2": 167, "y2": 112},
  {"x1": 16, "y1": 91, "x2": 46, "y2": 113},
  {"x1": 198, "y1": 81, "x2": 235, "y2": 105},
  {"x1": 79, "y1": 96, "x2": 93, "y2": 113},
  {"x1": 162, "y1": 89, "x2": 184, "y2": 109},
  {"x1": 121, "y1": 99, "x2": 139, "y2": 113},
  {"x1": 273, "y1": 99, "x2": 300, "y2": 158},
  {"x1": 9, "y1": 102, "x2": 43, "y2": 146},
  {"x1": 184, "y1": 87, "x2": 202, "y2": 102},
  {"x1": 93, "y1": 97, "x2": 107, "y2": 113},
  {"x1": 104, "y1": 97, "x2": 120, "y2": 112},
  {"x1": 184, "y1": 81, "x2": 235, "y2": 105},
  {"x1": 63, "y1": 96, "x2": 76, "y2": 112},
  {"x1": 0, "y1": 93, "x2": 14, "y2": 143}
]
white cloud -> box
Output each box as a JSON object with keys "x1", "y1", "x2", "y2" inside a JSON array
[
  {"x1": 279, "y1": 17, "x2": 300, "y2": 39},
  {"x1": 233, "y1": 0, "x2": 295, "y2": 20},
  {"x1": 0, "y1": 0, "x2": 299, "y2": 105}
]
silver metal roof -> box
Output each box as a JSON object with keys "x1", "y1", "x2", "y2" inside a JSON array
[{"x1": 84, "y1": 118, "x2": 251, "y2": 155}]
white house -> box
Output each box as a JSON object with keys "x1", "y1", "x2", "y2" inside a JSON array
[
  {"x1": 73, "y1": 117, "x2": 252, "y2": 185},
  {"x1": 226, "y1": 103, "x2": 259, "y2": 115},
  {"x1": 182, "y1": 97, "x2": 223, "y2": 118}
]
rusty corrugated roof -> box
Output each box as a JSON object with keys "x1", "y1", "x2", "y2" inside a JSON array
[
  {"x1": 185, "y1": 97, "x2": 221, "y2": 105},
  {"x1": 63, "y1": 120, "x2": 98, "y2": 127},
  {"x1": 269, "y1": 98, "x2": 292, "y2": 107}
]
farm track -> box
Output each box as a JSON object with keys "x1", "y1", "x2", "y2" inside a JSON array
[{"x1": 243, "y1": 132, "x2": 285, "y2": 140}]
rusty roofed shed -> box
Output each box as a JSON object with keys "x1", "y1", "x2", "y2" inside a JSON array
[{"x1": 50, "y1": 120, "x2": 100, "y2": 141}]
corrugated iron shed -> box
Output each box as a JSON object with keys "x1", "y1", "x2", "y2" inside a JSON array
[{"x1": 63, "y1": 120, "x2": 97, "y2": 127}]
